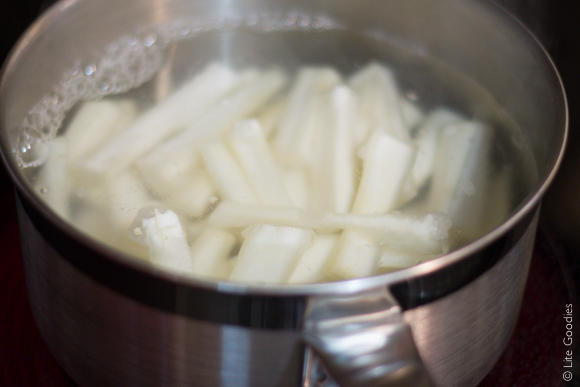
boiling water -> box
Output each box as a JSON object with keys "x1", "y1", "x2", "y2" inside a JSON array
[{"x1": 18, "y1": 16, "x2": 536, "y2": 281}]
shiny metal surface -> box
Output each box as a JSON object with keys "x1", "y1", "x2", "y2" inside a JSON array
[
  {"x1": 0, "y1": 0, "x2": 567, "y2": 386},
  {"x1": 18, "y1": 195, "x2": 538, "y2": 387},
  {"x1": 407, "y1": 212, "x2": 538, "y2": 387},
  {"x1": 303, "y1": 289, "x2": 433, "y2": 386},
  {"x1": 19, "y1": 199, "x2": 305, "y2": 387}
]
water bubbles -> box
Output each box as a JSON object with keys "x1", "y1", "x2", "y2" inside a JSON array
[
  {"x1": 190, "y1": 21, "x2": 202, "y2": 32},
  {"x1": 16, "y1": 130, "x2": 49, "y2": 168},
  {"x1": 84, "y1": 64, "x2": 97, "y2": 76},
  {"x1": 40, "y1": 187, "x2": 48, "y2": 194},
  {"x1": 201, "y1": 17, "x2": 217, "y2": 32},
  {"x1": 44, "y1": 94, "x2": 59, "y2": 106},
  {"x1": 15, "y1": 12, "x2": 341, "y2": 169},
  {"x1": 162, "y1": 26, "x2": 177, "y2": 40},
  {"x1": 298, "y1": 15, "x2": 311, "y2": 28},
  {"x1": 143, "y1": 33, "x2": 157, "y2": 47},
  {"x1": 271, "y1": 18, "x2": 283, "y2": 31},
  {"x1": 214, "y1": 17, "x2": 226, "y2": 30},
  {"x1": 245, "y1": 14, "x2": 259, "y2": 26},
  {"x1": 312, "y1": 16, "x2": 328, "y2": 29},
  {"x1": 284, "y1": 13, "x2": 299, "y2": 27},
  {"x1": 228, "y1": 16, "x2": 242, "y2": 28},
  {"x1": 179, "y1": 25, "x2": 191, "y2": 36},
  {"x1": 99, "y1": 79, "x2": 111, "y2": 92}
]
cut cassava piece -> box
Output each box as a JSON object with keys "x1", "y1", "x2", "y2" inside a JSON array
[
  {"x1": 310, "y1": 85, "x2": 358, "y2": 214},
  {"x1": 133, "y1": 208, "x2": 193, "y2": 273},
  {"x1": 273, "y1": 67, "x2": 341, "y2": 166},
  {"x1": 80, "y1": 63, "x2": 240, "y2": 176},
  {"x1": 229, "y1": 224, "x2": 313, "y2": 284},
  {"x1": 35, "y1": 137, "x2": 70, "y2": 218},
  {"x1": 282, "y1": 167, "x2": 310, "y2": 210},
  {"x1": 327, "y1": 230, "x2": 380, "y2": 280},
  {"x1": 227, "y1": 119, "x2": 292, "y2": 206},
  {"x1": 207, "y1": 201, "x2": 451, "y2": 254},
  {"x1": 166, "y1": 170, "x2": 216, "y2": 218},
  {"x1": 411, "y1": 108, "x2": 463, "y2": 191},
  {"x1": 105, "y1": 169, "x2": 157, "y2": 232},
  {"x1": 328, "y1": 127, "x2": 417, "y2": 279},
  {"x1": 424, "y1": 120, "x2": 492, "y2": 237},
  {"x1": 352, "y1": 129, "x2": 416, "y2": 214},
  {"x1": 400, "y1": 97, "x2": 424, "y2": 131},
  {"x1": 349, "y1": 62, "x2": 409, "y2": 143},
  {"x1": 135, "y1": 69, "x2": 287, "y2": 193},
  {"x1": 395, "y1": 109, "x2": 464, "y2": 207},
  {"x1": 287, "y1": 234, "x2": 339, "y2": 284},
  {"x1": 201, "y1": 140, "x2": 258, "y2": 204},
  {"x1": 376, "y1": 248, "x2": 437, "y2": 274},
  {"x1": 255, "y1": 95, "x2": 287, "y2": 137},
  {"x1": 65, "y1": 99, "x2": 137, "y2": 163},
  {"x1": 189, "y1": 228, "x2": 237, "y2": 279}
]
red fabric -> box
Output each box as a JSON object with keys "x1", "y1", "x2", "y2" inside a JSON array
[
  {"x1": 0, "y1": 186, "x2": 573, "y2": 386},
  {"x1": 480, "y1": 229, "x2": 572, "y2": 387},
  {"x1": 0, "y1": 188, "x2": 76, "y2": 386}
]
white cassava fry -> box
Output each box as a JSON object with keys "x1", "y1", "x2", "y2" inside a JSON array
[
  {"x1": 352, "y1": 129, "x2": 416, "y2": 214},
  {"x1": 378, "y1": 249, "x2": 421, "y2": 270},
  {"x1": 106, "y1": 169, "x2": 157, "y2": 232},
  {"x1": 65, "y1": 100, "x2": 137, "y2": 163},
  {"x1": 349, "y1": 62, "x2": 409, "y2": 143},
  {"x1": 80, "y1": 63, "x2": 240, "y2": 176},
  {"x1": 411, "y1": 109, "x2": 463, "y2": 190},
  {"x1": 190, "y1": 228, "x2": 237, "y2": 279},
  {"x1": 328, "y1": 230, "x2": 380, "y2": 280},
  {"x1": 201, "y1": 140, "x2": 258, "y2": 204},
  {"x1": 137, "y1": 152, "x2": 201, "y2": 197},
  {"x1": 329, "y1": 127, "x2": 417, "y2": 279},
  {"x1": 274, "y1": 67, "x2": 341, "y2": 165},
  {"x1": 400, "y1": 97, "x2": 424, "y2": 131},
  {"x1": 136, "y1": 209, "x2": 193, "y2": 273},
  {"x1": 255, "y1": 96, "x2": 287, "y2": 137},
  {"x1": 376, "y1": 248, "x2": 437, "y2": 273},
  {"x1": 166, "y1": 170, "x2": 216, "y2": 218},
  {"x1": 282, "y1": 167, "x2": 310, "y2": 210},
  {"x1": 395, "y1": 108, "x2": 463, "y2": 207},
  {"x1": 35, "y1": 137, "x2": 70, "y2": 218},
  {"x1": 208, "y1": 201, "x2": 451, "y2": 254},
  {"x1": 229, "y1": 224, "x2": 313, "y2": 284},
  {"x1": 184, "y1": 221, "x2": 207, "y2": 242},
  {"x1": 480, "y1": 166, "x2": 513, "y2": 234},
  {"x1": 287, "y1": 234, "x2": 339, "y2": 284},
  {"x1": 426, "y1": 121, "x2": 492, "y2": 237},
  {"x1": 310, "y1": 85, "x2": 358, "y2": 213},
  {"x1": 227, "y1": 119, "x2": 292, "y2": 206},
  {"x1": 135, "y1": 69, "x2": 286, "y2": 192}
]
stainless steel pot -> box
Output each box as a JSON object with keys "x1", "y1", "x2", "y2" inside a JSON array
[{"x1": 0, "y1": 0, "x2": 567, "y2": 386}]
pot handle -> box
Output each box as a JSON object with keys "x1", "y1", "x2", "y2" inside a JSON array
[{"x1": 302, "y1": 287, "x2": 434, "y2": 387}]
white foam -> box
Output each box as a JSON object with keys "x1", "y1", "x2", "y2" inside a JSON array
[{"x1": 16, "y1": 13, "x2": 340, "y2": 168}]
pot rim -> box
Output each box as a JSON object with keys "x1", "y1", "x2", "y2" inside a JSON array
[{"x1": 0, "y1": 0, "x2": 568, "y2": 298}]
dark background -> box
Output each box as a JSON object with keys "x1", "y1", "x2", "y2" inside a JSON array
[{"x1": 0, "y1": 1, "x2": 578, "y2": 386}]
